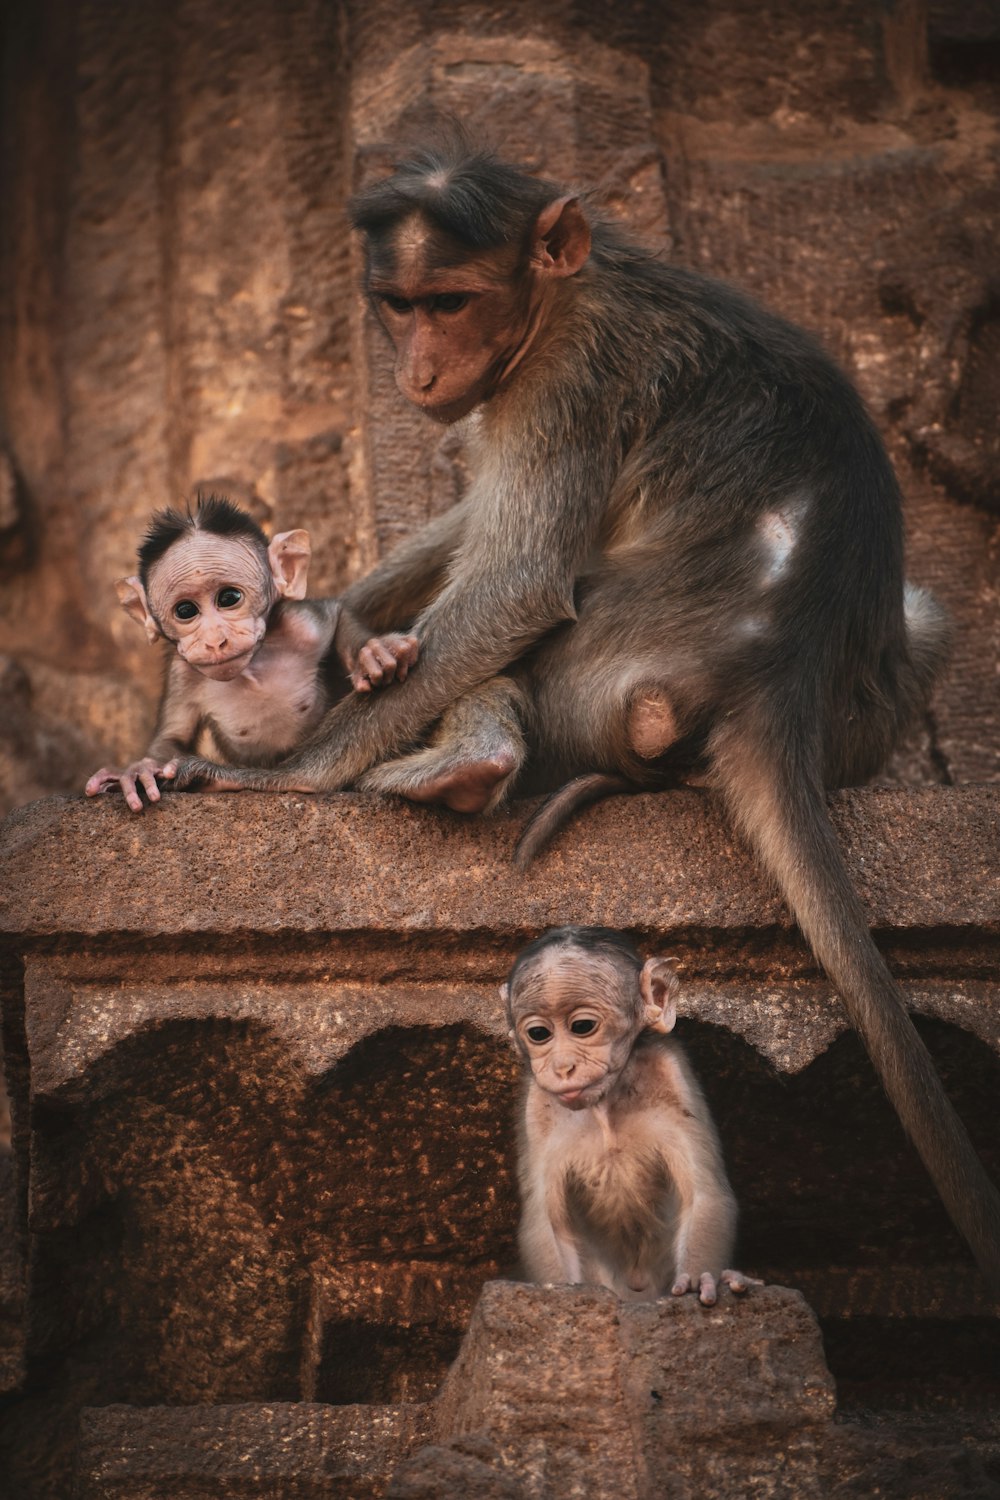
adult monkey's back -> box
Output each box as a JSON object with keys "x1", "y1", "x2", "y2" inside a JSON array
[{"x1": 171, "y1": 141, "x2": 1000, "y2": 1286}]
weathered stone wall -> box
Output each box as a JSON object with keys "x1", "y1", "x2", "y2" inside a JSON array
[{"x1": 0, "y1": 0, "x2": 998, "y2": 810}]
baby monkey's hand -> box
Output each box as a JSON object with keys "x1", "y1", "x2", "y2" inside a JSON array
[
  {"x1": 85, "y1": 757, "x2": 177, "y2": 814},
  {"x1": 350, "y1": 633, "x2": 420, "y2": 693},
  {"x1": 670, "y1": 1269, "x2": 763, "y2": 1307}
]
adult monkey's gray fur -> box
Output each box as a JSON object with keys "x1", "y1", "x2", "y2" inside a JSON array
[{"x1": 170, "y1": 139, "x2": 1000, "y2": 1288}]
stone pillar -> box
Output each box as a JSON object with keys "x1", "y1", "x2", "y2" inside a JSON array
[{"x1": 417, "y1": 1281, "x2": 835, "y2": 1499}]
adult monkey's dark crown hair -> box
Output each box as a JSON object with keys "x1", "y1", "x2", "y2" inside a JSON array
[
  {"x1": 137, "y1": 493, "x2": 267, "y2": 589},
  {"x1": 349, "y1": 132, "x2": 563, "y2": 254}
]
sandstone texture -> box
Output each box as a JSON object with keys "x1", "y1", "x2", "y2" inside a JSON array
[
  {"x1": 72, "y1": 1284, "x2": 1000, "y2": 1500},
  {"x1": 78, "y1": 1402, "x2": 434, "y2": 1500}
]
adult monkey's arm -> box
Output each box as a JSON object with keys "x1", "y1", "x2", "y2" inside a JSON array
[{"x1": 340, "y1": 497, "x2": 473, "y2": 633}]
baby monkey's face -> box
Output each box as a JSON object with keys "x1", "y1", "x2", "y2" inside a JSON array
[
  {"x1": 146, "y1": 534, "x2": 274, "y2": 680},
  {"x1": 506, "y1": 950, "x2": 644, "y2": 1110}
]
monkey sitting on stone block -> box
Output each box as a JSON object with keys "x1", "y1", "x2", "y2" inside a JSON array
[
  {"x1": 86, "y1": 494, "x2": 418, "y2": 812},
  {"x1": 503, "y1": 925, "x2": 758, "y2": 1306}
]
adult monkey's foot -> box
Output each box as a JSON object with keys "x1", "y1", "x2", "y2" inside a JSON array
[{"x1": 359, "y1": 749, "x2": 518, "y2": 814}]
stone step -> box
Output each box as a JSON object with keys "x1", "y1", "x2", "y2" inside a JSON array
[
  {"x1": 75, "y1": 1284, "x2": 1000, "y2": 1500},
  {"x1": 78, "y1": 1400, "x2": 433, "y2": 1500}
]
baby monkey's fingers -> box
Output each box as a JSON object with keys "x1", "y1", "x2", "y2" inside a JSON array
[
  {"x1": 85, "y1": 758, "x2": 177, "y2": 813},
  {"x1": 697, "y1": 1272, "x2": 718, "y2": 1305},
  {"x1": 352, "y1": 633, "x2": 420, "y2": 692},
  {"x1": 85, "y1": 768, "x2": 121, "y2": 798},
  {"x1": 671, "y1": 1272, "x2": 717, "y2": 1303},
  {"x1": 671, "y1": 1270, "x2": 756, "y2": 1306},
  {"x1": 719, "y1": 1269, "x2": 763, "y2": 1295}
]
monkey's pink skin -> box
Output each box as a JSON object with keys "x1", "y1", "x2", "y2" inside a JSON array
[
  {"x1": 85, "y1": 757, "x2": 178, "y2": 814},
  {"x1": 671, "y1": 1269, "x2": 761, "y2": 1306},
  {"x1": 351, "y1": 632, "x2": 420, "y2": 693}
]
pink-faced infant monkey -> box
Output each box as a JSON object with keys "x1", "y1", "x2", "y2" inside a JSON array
[
  {"x1": 86, "y1": 494, "x2": 418, "y2": 812},
  {"x1": 503, "y1": 926, "x2": 757, "y2": 1306}
]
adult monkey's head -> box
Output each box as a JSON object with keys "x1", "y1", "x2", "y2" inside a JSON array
[{"x1": 350, "y1": 141, "x2": 591, "y2": 423}]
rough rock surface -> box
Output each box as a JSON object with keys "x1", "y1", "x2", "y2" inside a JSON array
[
  {"x1": 73, "y1": 1284, "x2": 1000, "y2": 1500},
  {"x1": 429, "y1": 1281, "x2": 836, "y2": 1499},
  {"x1": 78, "y1": 1401, "x2": 434, "y2": 1500}
]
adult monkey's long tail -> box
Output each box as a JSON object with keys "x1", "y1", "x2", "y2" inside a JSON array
[
  {"x1": 712, "y1": 713, "x2": 1000, "y2": 1293},
  {"x1": 513, "y1": 773, "x2": 633, "y2": 868}
]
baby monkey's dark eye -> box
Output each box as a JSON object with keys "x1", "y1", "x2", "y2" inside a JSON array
[
  {"x1": 570, "y1": 1018, "x2": 598, "y2": 1036},
  {"x1": 381, "y1": 295, "x2": 412, "y2": 315},
  {"x1": 174, "y1": 601, "x2": 199, "y2": 621},
  {"x1": 217, "y1": 588, "x2": 243, "y2": 609},
  {"x1": 526, "y1": 1025, "x2": 552, "y2": 1044}
]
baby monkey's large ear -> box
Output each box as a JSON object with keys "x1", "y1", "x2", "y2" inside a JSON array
[
  {"x1": 116, "y1": 576, "x2": 161, "y2": 645},
  {"x1": 639, "y1": 956, "x2": 680, "y2": 1034},
  {"x1": 268, "y1": 529, "x2": 311, "y2": 600}
]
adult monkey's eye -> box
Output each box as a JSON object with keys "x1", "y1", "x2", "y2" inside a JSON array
[
  {"x1": 434, "y1": 293, "x2": 468, "y2": 313},
  {"x1": 174, "y1": 601, "x2": 199, "y2": 621},
  {"x1": 381, "y1": 294, "x2": 411, "y2": 314},
  {"x1": 570, "y1": 1018, "x2": 598, "y2": 1036},
  {"x1": 217, "y1": 588, "x2": 243, "y2": 609},
  {"x1": 526, "y1": 1025, "x2": 552, "y2": 1044}
]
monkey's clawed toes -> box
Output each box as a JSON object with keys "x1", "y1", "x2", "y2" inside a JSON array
[
  {"x1": 671, "y1": 1270, "x2": 760, "y2": 1306},
  {"x1": 720, "y1": 1268, "x2": 763, "y2": 1295}
]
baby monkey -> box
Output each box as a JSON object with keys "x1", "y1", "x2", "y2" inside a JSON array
[
  {"x1": 504, "y1": 926, "x2": 755, "y2": 1306},
  {"x1": 86, "y1": 495, "x2": 418, "y2": 811}
]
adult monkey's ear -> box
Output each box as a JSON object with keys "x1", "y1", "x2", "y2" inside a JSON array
[
  {"x1": 116, "y1": 576, "x2": 162, "y2": 645},
  {"x1": 531, "y1": 196, "x2": 591, "y2": 278},
  {"x1": 639, "y1": 956, "x2": 680, "y2": 1034},
  {"x1": 269, "y1": 529, "x2": 311, "y2": 600}
]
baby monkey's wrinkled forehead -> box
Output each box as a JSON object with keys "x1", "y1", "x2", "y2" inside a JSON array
[
  {"x1": 508, "y1": 945, "x2": 640, "y2": 1021},
  {"x1": 146, "y1": 533, "x2": 273, "y2": 619}
]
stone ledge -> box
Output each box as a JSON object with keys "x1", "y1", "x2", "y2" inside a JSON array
[
  {"x1": 1, "y1": 786, "x2": 997, "y2": 941},
  {"x1": 78, "y1": 1401, "x2": 433, "y2": 1499},
  {"x1": 75, "y1": 1284, "x2": 1000, "y2": 1500},
  {"x1": 5, "y1": 787, "x2": 997, "y2": 1091}
]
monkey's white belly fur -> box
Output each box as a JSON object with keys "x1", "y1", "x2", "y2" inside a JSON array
[
  {"x1": 545, "y1": 1106, "x2": 679, "y2": 1295},
  {"x1": 518, "y1": 1044, "x2": 737, "y2": 1301}
]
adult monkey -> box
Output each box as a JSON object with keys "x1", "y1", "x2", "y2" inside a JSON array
[{"x1": 172, "y1": 140, "x2": 1000, "y2": 1286}]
